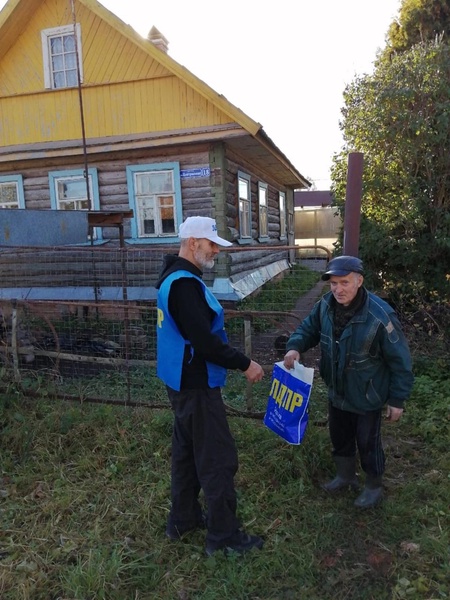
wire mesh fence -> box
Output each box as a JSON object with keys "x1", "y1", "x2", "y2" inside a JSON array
[{"x1": 0, "y1": 244, "x2": 329, "y2": 411}]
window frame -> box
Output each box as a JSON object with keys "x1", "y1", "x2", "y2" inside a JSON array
[
  {"x1": 41, "y1": 24, "x2": 83, "y2": 90},
  {"x1": 279, "y1": 191, "x2": 287, "y2": 241},
  {"x1": 257, "y1": 181, "x2": 269, "y2": 241},
  {"x1": 288, "y1": 208, "x2": 294, "y2": 240},
  {"x1": 237, "y1": 171, "x2": 252, "y2": 243},
  {"x1": 126, "y1": 162, "x2": 182, "y2": 244},
  {"x1": 48, "y1": 168, "x2": 102, "y2": 241},
  {"x1": 0, "y1": 175, "x2": 25, "y2": 209}
]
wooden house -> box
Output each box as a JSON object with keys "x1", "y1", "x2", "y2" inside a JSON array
[{"x1": 0, "y1": 0, "x2": 309, "y2": 301}]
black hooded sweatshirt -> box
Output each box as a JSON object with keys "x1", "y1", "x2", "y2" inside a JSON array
[{"x1": 155, "y1": 254, "x2": 251, "y2": 389}]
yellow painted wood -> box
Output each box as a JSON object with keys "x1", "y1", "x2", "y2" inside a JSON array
[
  {"x1": 0, "y1": 0, "x2": 41, "y2": 58},
  {"x1": 0, "y1": 78, "x2": 232, "y2": 145},
  {"x1": 0, "y1": 0, "x2": 171, "y2": 95},
  {"x1": 0, "y1": 0, "x2": 261, "y2": 145}
]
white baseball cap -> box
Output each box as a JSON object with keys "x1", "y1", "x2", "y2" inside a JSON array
[{"x1": 178, "y1": 216, "x2": 232, "y2": 247}]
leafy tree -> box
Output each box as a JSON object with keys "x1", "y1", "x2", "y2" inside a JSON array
[
  {"x1": 383, "y1": 0, "x2": 450, "y2": 60},
  {"x1": 331, "y1": 38, "x2": 450, "y2": 310}
]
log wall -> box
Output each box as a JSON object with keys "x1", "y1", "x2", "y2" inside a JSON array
[{"x1": 1, "y1": 141, "x2": 291, "y2": 292}]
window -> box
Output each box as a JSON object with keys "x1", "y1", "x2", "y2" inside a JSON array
[
  {"x1": 42, "y1": 25, "x2": 82, "y2": 89},
  {"x1": 49, "y1": 168, "x2": 101, "y2": 240},
  {"x1": 279, "y1": 192, "x2": 287, "y2": 239},
  {"x1": 0, "y1": 175, "x2": 25, "y2": 209},
  {"x1": 238, "y1": 171, "x2": 251, "y2": 240},
  {"x1": 258, "y1": 182, "x2": 269, "y2": 239},
  {"x1": 126, "y1": 163, "x2": 182, "y2": 243}
]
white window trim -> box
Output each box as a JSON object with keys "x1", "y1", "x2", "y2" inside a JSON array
[
  {"x1": 126, "y1": 163, "x2": 182, "y2": 244},
  {"x1": 238, "y1": 171, "x2": 252, "y2": 243},
  {"x1": 0, "y1": 175, "x2": 25, "y2": 209},
  {"x1": 288, "y1": 209, "x2": 294, "y2": 239},
  {"x1": 41, "y1": 24, "x2": 83, "y2": 89},
  {"x1": 279, "y1": 191, "x2": 287, "y2": 240},
  {"x1": 258, "y1": 181, "x2": 269, "y2": 241},
  {"x1": 48, "y1": 168, "x2": 102, "y2": 241}
]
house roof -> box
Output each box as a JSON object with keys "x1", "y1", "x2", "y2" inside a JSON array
[
  {"x1": 0, "y1": 0, "x2": 310, "y2": 188},
  {"x1": 294, "y1": 190, "x2": 333, "y2": 208}
]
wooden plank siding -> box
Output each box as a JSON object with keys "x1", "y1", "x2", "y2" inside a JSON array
[
  {"x1": 225, "y1": 151, "x2": 288, "y2": 243},
  {"x1": 0, "y1": 0, "x2": 170, "y2": 96},
  {"x1": 0, "y1": 246, "x2": 287, "y2": 293},
  {"x1": 0, "y1": 0, "x2": 307, "y2": 299},
  {"x1": 8, "y1": 142, "x2": 213, "y2": 217},
  {"x1": 0, "y1": 243, "x2": 221, "y2": 292},
  {"x1": 0, "y1": 140, "x2": 290, "y2": 292},
  {"x1": 228, "y1": 249, "x2": 288, "y2": 278},
  {"x1": 0, "y1": 79, "x2": 233, "y2": 146},
  {"x1": 0, "y1": 246, "x2": 167, "y2": 289},
  {"x1": 0, "y1": 0, "x2": 232, "y2": 146}
]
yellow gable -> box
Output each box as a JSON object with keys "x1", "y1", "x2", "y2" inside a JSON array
[
  {"x1": 0, "y1": 0, "x2": 173, "y2": 96},
  {"x1": 0, "y1": 0, "x2": 307, "y2": 187},
  {"x1": 0, "y1": 0, "x2": 253, "y2": 144}
]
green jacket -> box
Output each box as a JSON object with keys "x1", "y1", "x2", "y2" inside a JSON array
[{"x1": 286, "y1": 290, "x2": 414, "y2": 414}]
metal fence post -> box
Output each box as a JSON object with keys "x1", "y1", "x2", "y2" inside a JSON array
[
  {"x1": 11, "y1": 302, "x2": 20, "y2": 383},
  {"x1": 243, "y1": 315, "x2": 253, "y2": 410}
]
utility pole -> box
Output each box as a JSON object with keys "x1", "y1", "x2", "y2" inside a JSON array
[{"x1": 343, "y1": 152, "x2": 364, "y2": 257}]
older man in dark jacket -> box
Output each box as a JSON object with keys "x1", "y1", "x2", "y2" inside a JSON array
[{"x1": 284, "y1": 256, "x2": 414, "y2": 508}]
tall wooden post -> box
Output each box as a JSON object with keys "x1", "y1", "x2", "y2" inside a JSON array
[{"x1": 343, "y1": 152, "x2": 364, "y2": 257}]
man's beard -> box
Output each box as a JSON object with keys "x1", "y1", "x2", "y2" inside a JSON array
[{"x1": 193, "y1": 248, "x2": 215, "y2": 270}]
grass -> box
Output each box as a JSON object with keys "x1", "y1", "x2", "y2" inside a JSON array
[
  {"x1": 0, "y1": 363, "x2": 448, "y2": 600},
  {"x1": 1, "y1": 264, "x2": 448, "y2": 598}
]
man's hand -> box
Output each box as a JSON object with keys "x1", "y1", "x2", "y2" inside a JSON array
[
  {"x1": 244, "y1": 360, "x2": 264, "y2": 383},
  {"x1": 283, "y1": 350, "x2": 300, "y2": 369},
  {"x1": 385, "y1": 405, "x2": 404, "y2": 422}
]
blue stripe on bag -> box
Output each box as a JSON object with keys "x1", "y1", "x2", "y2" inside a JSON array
[{"x1": 264, "y1": 361, "x2": 314, "y2": 445}]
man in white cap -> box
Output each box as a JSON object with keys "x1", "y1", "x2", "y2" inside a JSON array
[{"x1": 156, "y1": 216, "x2": 264, "y2": 556}]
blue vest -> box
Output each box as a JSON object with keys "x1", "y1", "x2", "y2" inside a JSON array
[{"x1": 156, "y1": 270, "x2": 228, "y2": 391}]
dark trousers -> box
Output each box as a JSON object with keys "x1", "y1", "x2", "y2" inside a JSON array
[
  {"x1": 166, "y1": 386, "x2": 241, "y2": 543},
  {"x1": 328, "y1": 402, "x2": 385, "y2": 477}
]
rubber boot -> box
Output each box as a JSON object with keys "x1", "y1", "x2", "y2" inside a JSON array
[
  {"x1": 354, "y1": 475, "x2": 383, "y2": 508},
  {"x1": 321, "y1": 456, "x2": 360, "y2": 492}
]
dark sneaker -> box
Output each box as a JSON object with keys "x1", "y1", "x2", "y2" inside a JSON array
[
  {"x1": 205, "y1": 530, "x2": 264, "y2": 557},
  {"x1": 165, "y1": 514, "x2": 207, "y2": 541}
]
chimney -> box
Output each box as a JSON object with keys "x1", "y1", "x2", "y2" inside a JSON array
[{"x1": 147, "y1": 26, "x2": 169, "y2": 53}]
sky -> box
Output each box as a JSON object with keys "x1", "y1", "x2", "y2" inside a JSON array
[{"x1": 1, "y1": 0, "x2": 402, "y2": 189}]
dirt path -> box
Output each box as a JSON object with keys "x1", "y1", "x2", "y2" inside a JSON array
[
  {"x1": 251, "y1": 279, "x2": 328, "y2": 368},
  {"x1": 285, "y1": 279, "x2": 328, "y2": 330}
]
